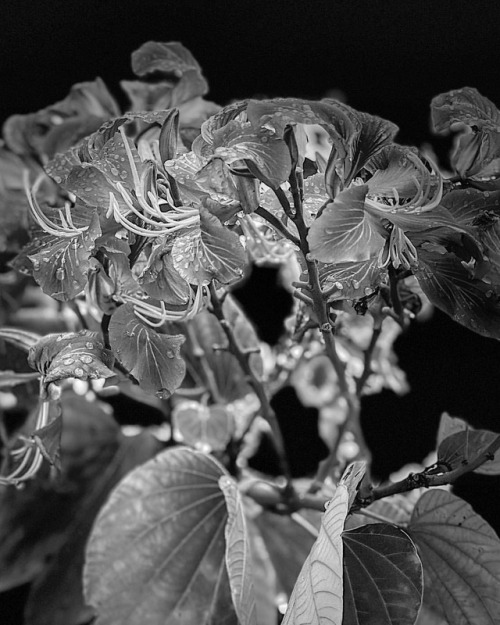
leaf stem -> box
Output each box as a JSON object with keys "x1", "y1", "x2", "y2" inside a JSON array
[{"x1": 208, "y1": 281, "x2": 292, "y2": 483}]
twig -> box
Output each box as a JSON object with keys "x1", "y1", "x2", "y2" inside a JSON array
[
  {"x1": 254, "y1": 206, "x2": 300, "y2": 247},
  {"x1": 208, "y1": 281, "x2": 292, "y2": 483},
  {"x1": 355, "y1": 323, "x2": 383, "y2": 395},
  {"x1": 362, "y1": 433, "x2": 500, "y2": 504}
]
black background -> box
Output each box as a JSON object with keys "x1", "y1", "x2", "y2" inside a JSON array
[{"x1": 1, "y1": 3, "x2": 500, "y2": 616}]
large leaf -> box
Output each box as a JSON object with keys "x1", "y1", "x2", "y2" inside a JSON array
[
  {"x1": 342, "y1": 523, "x2": 423, "y2": 625},
  {"x1": 172, "y1": 207, "x2": 247, "y2": 285},
  {"x1": 253, "y1": 510, "x2": 318, "y2": 596},
  {"x1": 109, "y1": 303, "x2": 186, "y2": 398},
  {"x1": 24, "y1": 428, "x2": 162, "y2": 625},
  {"x1": 413, "y1": 247, "x2": 500, "y2": 339},
  {"x1": 281, "y1": 485, "x2": 348, "y2": 625},
  {"x1": 219, "y1": 475, "x2": 257, "y2": 625},
  {"x1": 436, "y1": 413, "x2": 500, "y2": 475},
  {"x1": 84, "y1": 447, "x2": 237, "y2": 625},
  {"x1": 308, "y1": 185, "x2": 385, "y2": 264},
  {"x1": 408, "y1": 490, "x2": 500, "y2": 625},
  {"x1": 27, "y1": 210, "x2": 101, "y2": 301}
]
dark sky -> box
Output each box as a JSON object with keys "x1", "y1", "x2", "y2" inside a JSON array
[{"x1": 1, "y1": 0, "x2": 500, "y2": 157}]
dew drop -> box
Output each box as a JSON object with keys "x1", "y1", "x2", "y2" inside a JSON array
[
  {"x1": 63, "y1": 358, "x2": 74, "y2": 365},
  {"x1": 352, "y1": 280, "x2": 360, "y2": 289},
  {"x1": 166, "y1": 350, "x2": 175, "y2": 358},
  {"x1": 110, "y1": 167, "x2": 119, "y2": 177},
  {"x1": 56, "y1": 268, "x2": 65, "y2": 281},
  {"x1": 86, "y1": 342, "x2": 94, "y2": 349},
  {"x1": 80, "y1": 355, "x2": 93, "y2": 364},
  {"x1": 74, "y1": 367, "x2": 84, "y2": 377}
]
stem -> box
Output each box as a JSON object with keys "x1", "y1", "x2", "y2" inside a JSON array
[
  {"x1": 254, "y1": 206, "x2": 300, "y2": 247},
  {"x1": 186, "y1": 322, "x2": 223, "y2": 403},
  {"x1": 285, "y1": 167, "x2": 374, "y2": 491},
  {"x1": 208, "y1": 282, "x2": 292, "y2": 482},
  {"x1": 355, "y1": 322, "x2": 382, "y2": 395}
]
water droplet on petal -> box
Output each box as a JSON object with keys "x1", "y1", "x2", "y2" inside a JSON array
[
  {"x1": 56, "y1": 268, "x2": 65, "y2": 281},
  {"x1": 74, "y1": 367, "x2": 84, "y2": 377},
  {"x1": 63, "y1": 358, "x2": 74, "y2": 365},
  {"x1": 86, "y1": 342, "x2": 94, "y2": 349},
  {"x1": 80, "y1": 355, "x2": 93, "y2": 364}
]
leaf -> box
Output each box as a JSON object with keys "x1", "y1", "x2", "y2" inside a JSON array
[
  {"x1": 28, "y1": 210, "x2": 102, "y2": 301},
  {"x1": 366, "y1": 145, "x2": 433, "y2": 200},
  {"x1": 139, "y1": 242, "x2": 192, "y2": 305},
  {"x1": 28, "y1": 330, "x2": 116, "y2": 387},
  {"x1": 24, "y1": 427, "x2": 163, "y2": 625},
  {"x1": 172, "y1": 207, "x2": 247, "y2": 285},
  {"x1": 308, "y1": 185, "x2": 386, "y2": 263},
  {"x1": 109, "y1": 303, "x2": 186, "y2": 398},
  {"x1": 436, "y1": 415, "x2": 500, "y2": 475},
  {"x1": 436, "y1": 412, "x2": 468, "y2": 443},
  {"x1": 178, "y1": 300, "x2": 260, "y2": 402},
  {"x1": 219, "y1": 475, "x2": 257, "y2": 625},
  {"x1": 414, "y1": 247, "x2": 500, "y2": 339},
  {"x1": 431, "y1": 87, "x2": 500, "y2": 134},
  {"x1": 174, "y1": 401, "x2": 235, "y2": 452},
  {"x1": 0, "y1": 392, "x2": 121, "y2": 593},
  {"x1": 408, "y1": 490, "x2": 500, "y2": 625},
  {"x1": 211, "y1": 119, "x2": 292, "y2": 189},
  {"x1": 281, "y1": 484, "x2": 348, "y2": 625},
  {"x1": 253, "y1": 510, "x2": 318, "y2": 596},
  {"x1": 84, "y1": 447, "x2": 237, "y2": 625},
  {"x1": 342, "y1": 523, "x2": 423, "y2": 625},
  {"x1": 345, "y1": 495, "x2": 418, "y2": 530},
  {"x1": 131, "y1": 41, "x2": 204, "y2": 78}
]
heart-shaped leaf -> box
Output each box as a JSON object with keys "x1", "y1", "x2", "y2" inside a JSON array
[
  {"x1": 408, "y1": 490, "x2": 500, "y2": 625},
  {"x1": 308, "y1": 185, "x2": 385, "y2": 264},
  {"x1": 84, "y1": 447, "x2": 237, "y2": 625},
  {"x1": 174, "y1": 401, "x2": 234, "y2": 452},
  {"x1": 219, "y1": 475, "x2": 257, "y2": 625},
  {"x1": 282, "y1": 485, "x2": 348, "y2": 625},
  {"x1": 109, "y1": 304, "x2": 186, "y2": 398},
  {"x1": 342, "y1": 523, "x2": 423, "y2": 625}
]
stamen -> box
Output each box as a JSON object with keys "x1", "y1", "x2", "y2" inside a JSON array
[
  {"x1": 119, "y1": 126, "x2": 141, "y2": 191},
  {"x1": 24, "y1": 171, "x2": 88, "y2": 238}
]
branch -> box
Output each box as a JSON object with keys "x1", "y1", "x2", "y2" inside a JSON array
[
  {"x1": 355, "y1": 322, "x2": 382, "y2": 395},
  {"x1": 208, "y1": 282, "x2": 292, "y2": 482},
  {"x1": 254, "y1": 206, "x2": 301, "y2": 247},
  {"x1": 361, "y1": 433, "x2": 500, "y2": 505}
]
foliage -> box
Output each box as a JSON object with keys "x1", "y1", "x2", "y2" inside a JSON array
[{"x1": 1, "y1": 41, "x2": 500, "y2": 625}]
